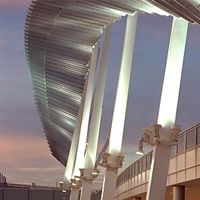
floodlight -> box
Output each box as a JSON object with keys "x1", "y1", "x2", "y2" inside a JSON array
[
  {"x1": 150, "y1": 124, "x2": 162, "y2": 138},
  {"x1": 170, "y1": 125, "x2": 181, "y2": 142},
  {"x1": 136, "y1": 139, "x2": 144, "y2": 156}
]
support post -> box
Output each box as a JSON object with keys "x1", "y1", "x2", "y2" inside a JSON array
[
  {"x1": 80, "y1": 179, "x2": 93, "y2": 200},
  {"x1": 64, "y1": 79, "x2": 88, "y2": 184},
  {"x1": 146, "y1": 17, "x2": 188, "y2": 200},
  {"x1": 68, "y1": 45, "x2": 99, "y2": 200},
  {"x1": 70, "y1": 187, "x2": 80, "y2": 200},
  {"x1": 79, "y1": 25, "x2": 112, "y2": 200},
  {"x1": 173, "y1": 185, "x2": 185, "y2": 200},
  {"x1": 72, "y1": 43, "x2": 99, "y2": 178},
  {"x1": 101, "y1": 13, "x2": 138, "y2": 200}
]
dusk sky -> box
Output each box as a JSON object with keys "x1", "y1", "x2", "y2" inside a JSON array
[{"x1": 1, "y1": 0, "x2": 200, "y2": 187}]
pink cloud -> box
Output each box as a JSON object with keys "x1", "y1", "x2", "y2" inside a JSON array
[
  {"x1": 0, "y1": 0, "x2": 32, "y2": 11},
  {"x1": 0, "y1": 133, "x2": 64, "y2": 186}
]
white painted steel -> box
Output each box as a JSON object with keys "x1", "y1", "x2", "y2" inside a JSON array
[
  {"x1": 79, "y1": 25, "x2": 112, "y2": 200},
  {"x1": 108, "y1": 13, "x2": 138, "y2": 155},
  {"x1": 64, "y1": 78, "x2": 88, "y2": 183},
  {"x1": 25, "y1": 0, "x2": 200, "y2": 170},
  {"x1": 84, "y1": 25, "x2": 112, "y2": 170},
  {"x1": 70, "y1": 188, "x2": 80, "y2": 200},
  {"x1": 146, "y1": 145, "x2": 171, "y2": 200},
  {"x1": 157, "y1": 18, "x2": 188, "y2": 128},
  {"x1": 101, "y1": 13, "x2": 138, "y2": 200},
  {"x1": 72, "y1": 45, "x2": 99, "y2": 178},
  {"x1": 80, "y1": 179, "x2": 93, "y2": 200},
  {"x1": 101, "y1": 167, "x2": 118, "y2": 200},
  {"x1": 146, "y1": 17, "x2": 188, "y2": 200}
]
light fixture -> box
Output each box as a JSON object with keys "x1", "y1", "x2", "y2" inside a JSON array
[
  {"x1": 92, "y1": 168, "x2": 100, "y2": 178},
  {"x1": 150, "y1": 124, "x2": 162, "y2": 138},
  {"x1": 79, "y1": 168, "x2": 85, "y2": 177},
  {"x1": 116, "y1": 153, "x2": 125, "y2": 167},
  {"x1": 136, "y1": 138, "x2": 144, "y2": 156},
  {"x1": 142, "y1": 128, "x2": 152, "y2": 142},
  {"x1": 169, "y1": 125, "x2": 181, "y2": 142}
]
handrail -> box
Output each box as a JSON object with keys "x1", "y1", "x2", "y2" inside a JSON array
[{"x1": 116, "y1": 122, "x2": 200, "y2": 187}]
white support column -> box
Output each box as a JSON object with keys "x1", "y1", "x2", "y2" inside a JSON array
[
  {"x1": 70, "y1": 187, "x2": 80, "y2": 200},
  {"x1": 69, "y1": 45, "x2": 99, "y2": 200},
  {"x1": 72, "y1": 44, "x2": 99, "y2": 178},
  {"x1": 64, "y1": 79, "x2": 88, "y2": 184},
  {"x1": 157, "y1": 17, "x2": 188, "y2": 128},
  {"x1": 173, "y1": 186, "x2": 185, "y2": 200},
  {"x1": 80, "y1": 179, "x2": 93, "y2": 200},
  {"x1": 146, "y1": 18, "x2": 188, "y2": 200},
  {"x1": 101, "y1": 13, "x2": 138, "y2": 200},
  {"x1": 80, "y1": 25, "x2": 112, "y2": 200}
]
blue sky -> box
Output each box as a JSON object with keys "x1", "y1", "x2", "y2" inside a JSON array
[{"x1": 1, "y1": 0, "x2": 200, "y2": 186}]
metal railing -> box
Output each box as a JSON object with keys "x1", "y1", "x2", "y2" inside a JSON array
[{"x1": 116, "y1": 122, "x2": 200, "y2": 187}]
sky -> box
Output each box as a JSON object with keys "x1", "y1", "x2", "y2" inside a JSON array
[{"x1": 1, "y1": 0, "x2": 200, "y2": 187}]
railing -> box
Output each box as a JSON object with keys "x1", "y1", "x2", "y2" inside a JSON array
[{"x1": 116, "y1": 122, "x2": 200, "y2": 187}]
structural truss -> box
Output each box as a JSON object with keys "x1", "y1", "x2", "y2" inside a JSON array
[{"x1": 25, "y1": 0, "x2": 200, "y2": 166}]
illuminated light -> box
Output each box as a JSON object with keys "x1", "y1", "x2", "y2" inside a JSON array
[
  {"x1": 62, "y1": 190, "x2": 67, "y2": 193},
  {"x1": 92, "y1": 171, "x2": 98, "y2": 176},
  {"x1": 92, "y1": 168, "x2": 100, "y2": 176},
  {"x1": 157, "y1": 18, "x2": 188, "y2": 128},
  {"x1": 136, "y1": 151, "x2": 144, "y2": 156}
]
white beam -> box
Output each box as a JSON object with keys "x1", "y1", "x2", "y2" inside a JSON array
[
  {"x1": 72, "y1": 44, "x2": 99, "y2": 178},
  {"x1": 108, "y1": 13, "x2": 138, "y2": 155},
  {"x1": 64, "y1": 79, "x2": 88, "y2": 183},
  {"x1": 101, "y1": 13, "x2": 138, "y2": 200},
  {"x1": 157, "y1": 18, "x2": 188, "y2": 128},
  {"x1": 80, "y1": 25, "x2": 112, "y2": 200},
  {"x1": 146, "y1": 17, "x2": 188, "y2": 200},
  {"x1": 68, "y1": 45, "x2": 99, "y2": 200}
]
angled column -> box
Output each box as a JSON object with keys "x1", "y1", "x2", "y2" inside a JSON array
[
  {"x1": 101, "y1": 13, "x2": 138, "y2": 200},
  {"x1": 173, "y1": 186, "x2": 185, "y2": 200},
  {"x1": 64, "y1": 78, "x2": 88, "y2": 184},
  {"x1": 146, "y1": 17, "x2": 188, "y2": 200},
  {"x1": 69, "y1": 44, "x2": 99, "y2": 200},
  {"x1": 79, "y1": 25, "x2": 112, "y2": 200}
]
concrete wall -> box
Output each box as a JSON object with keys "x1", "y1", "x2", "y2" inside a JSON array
[{"x1": 0, "y1": 189, "x2": 70, "y2": 200}]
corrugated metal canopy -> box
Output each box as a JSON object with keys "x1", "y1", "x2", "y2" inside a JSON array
[{"x1": 25, "y1": 0, "x2": 200, "y2": 166}]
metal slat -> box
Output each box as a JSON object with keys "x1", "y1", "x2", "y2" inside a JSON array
[{"x1": 25, "y1": 0, "x2": 200, "y2": 167}]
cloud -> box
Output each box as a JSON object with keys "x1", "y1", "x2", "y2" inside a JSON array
[
  {"x1": 0, "y1": 134, "x2": 64, "y2": 186},
  {"x1": 0, "y1": 0, "x2": 31, "y2": 11}
]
